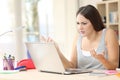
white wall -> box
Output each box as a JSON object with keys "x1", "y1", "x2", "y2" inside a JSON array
[{"x1": 52, "y1": 0, "x2": 78, "y2": 58}]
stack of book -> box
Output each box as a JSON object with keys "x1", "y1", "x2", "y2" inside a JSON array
[{"x1": 109, "y1": 11, "x2": 118, "y2": 23}]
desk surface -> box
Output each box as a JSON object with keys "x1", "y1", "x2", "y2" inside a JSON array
[{"x1": 0, "y1": 69, "x2": 119, "y2": 80}]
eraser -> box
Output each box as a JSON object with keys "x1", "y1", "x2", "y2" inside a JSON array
[{"x1": 104, "y1": 70, "x2": 118, "y2": 75}]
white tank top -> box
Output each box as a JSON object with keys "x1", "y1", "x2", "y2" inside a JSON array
[{"x1": 77, "y1": 28, "x2": 108, "y2": 69}]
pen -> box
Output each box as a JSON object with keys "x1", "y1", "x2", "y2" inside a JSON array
[
  {"x1": 3, "y1": 56, "x2": 9, "y2": 70},
  {"x1": 8, "y1": 55, "x2": 14, "y2": 70},
  {"x1": 14, "y1": 66, "x2": 26, "y2": 71}
]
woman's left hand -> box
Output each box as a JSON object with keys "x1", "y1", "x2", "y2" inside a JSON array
[{"x1": 90, "y1": 49, "x2": 105, "y2": 61}]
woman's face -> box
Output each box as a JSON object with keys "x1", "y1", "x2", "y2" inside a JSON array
[{"x1": 76, "y1": 14, "x2": 95, "y2": 37}]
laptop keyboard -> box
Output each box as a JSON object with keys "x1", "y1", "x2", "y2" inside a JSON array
[{"x1": 65, "y1": 68, "x2": 92, "y2": 74}]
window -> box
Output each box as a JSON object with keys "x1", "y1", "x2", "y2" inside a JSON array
[
  {"x1": 38, "y1": 0, "x2": 54, "y2": 38},
  {"x1": 24, "y1": 0, "x2": 54, "y2": 42}
]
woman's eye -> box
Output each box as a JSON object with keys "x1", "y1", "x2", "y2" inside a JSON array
[
  {"x1": 77, "y1": 22, "x2": 79, "y2": 25},
  {"x1": 81, "y1": 22, "x2": 87, "y2": 25},
  {"x1": 76, "y1": 22, "x2": 87, "y2": 25}
]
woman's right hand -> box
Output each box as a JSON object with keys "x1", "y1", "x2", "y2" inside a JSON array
[
  {"x1": 40, "y1": 36, "x2": 60, "y2": 51},
  {"x1": 40, "y1": 36, "x2": 52, "y2": 42}
]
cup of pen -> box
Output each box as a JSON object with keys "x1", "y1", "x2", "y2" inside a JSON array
[{"x1": 3, "y1": 55, "x2": 15, "y2": 70}]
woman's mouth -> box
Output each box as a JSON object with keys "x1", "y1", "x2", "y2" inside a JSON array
[{"x1": 80, "y1": 31, "x2": 85, "y2": 34}]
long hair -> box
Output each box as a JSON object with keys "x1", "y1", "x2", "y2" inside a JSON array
[{"x1": 76, "y1": 5, "x2": 105, "y2": 31}]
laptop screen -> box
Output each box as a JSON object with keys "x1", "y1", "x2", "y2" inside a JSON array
[{"x1": 25, "y1": 42, "x2": 66, "y2": 73}]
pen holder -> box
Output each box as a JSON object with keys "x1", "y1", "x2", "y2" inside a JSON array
[{"x1": 3, "y1": 58, "x2": 15, "y2": 70}]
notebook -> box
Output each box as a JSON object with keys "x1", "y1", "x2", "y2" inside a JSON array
[{"x1": 25, "y1": 42, "x2": 92, "y2": 75}]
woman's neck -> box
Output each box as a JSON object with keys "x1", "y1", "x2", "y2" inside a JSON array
[{"x1": 86, "y1": 31, "x2": 99, "y2": 42}]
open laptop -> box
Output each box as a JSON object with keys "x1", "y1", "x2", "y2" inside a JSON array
[{"x1": 25, "y1": 42, "x2": 92, "y2": 75}]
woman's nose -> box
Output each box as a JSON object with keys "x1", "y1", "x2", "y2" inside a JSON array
[{"x1": 77, "y1": 24, "x2": 83, "y2": 30}]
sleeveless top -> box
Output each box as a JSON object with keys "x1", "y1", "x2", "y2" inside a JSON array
[{"x1": 77, "y1": 28, "x2": 108, "y2": 70}]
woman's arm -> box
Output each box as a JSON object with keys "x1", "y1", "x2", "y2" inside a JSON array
[
  {"x1": 40, "y1": 35, "x2": 78, "y2": 69},
  {"x1": 55, "y1": 47, "x2": 74, "y2": 69},
  {"x1": 91, "y1": 28, "x2": 119, "y2": 70},
  {"x1": 104, "y1": 28, "x2": 119, "y2": 69},
  {"x1": 54, "y1": 35, "x2": 78, "y2": 69}
]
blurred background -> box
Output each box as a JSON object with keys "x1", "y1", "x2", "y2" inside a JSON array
[{"x1": 0, "y1": 0, "x2": 103, "y2": 62}]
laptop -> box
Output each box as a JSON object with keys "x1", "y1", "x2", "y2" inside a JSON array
[{"x1": 25, "y1": 42, "x2": 92, "y2": 75}]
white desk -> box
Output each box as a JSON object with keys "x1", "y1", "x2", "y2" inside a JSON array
[{"x1": 0, "y1": 69, "x2": 119, "y2": 80}]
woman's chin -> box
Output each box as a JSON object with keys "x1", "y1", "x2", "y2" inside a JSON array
[{"x1": 81, "y1": 34, "x2": 86, "y2": 37}]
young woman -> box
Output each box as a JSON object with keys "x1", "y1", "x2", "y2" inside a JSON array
[{"x1": 44, "y1": 5, "x2": 119, "y2": 70}]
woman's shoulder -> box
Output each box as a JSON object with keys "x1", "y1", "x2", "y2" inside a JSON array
[
  {"x1": 105, "y1": 28, "x2": 118, "y2": 42},
  {"x1": 105, "y1": 28, "x2": 116, "y2": 36},
  {"x1": 106, "y1": 28, "x2": 115, "y2": 32}
]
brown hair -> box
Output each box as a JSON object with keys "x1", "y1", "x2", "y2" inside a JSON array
[{"x1": 76, "y1": 5, "x2": 105, "y2": 31}]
